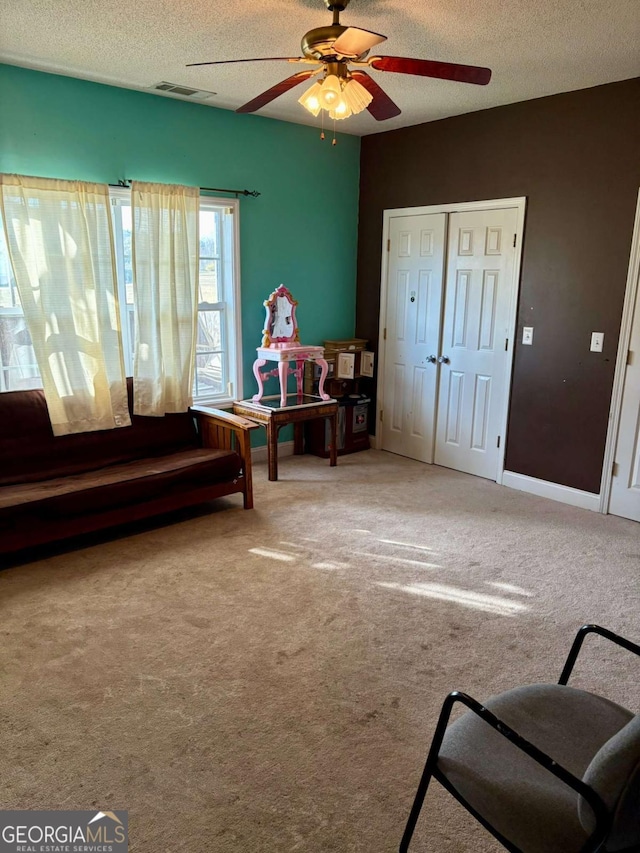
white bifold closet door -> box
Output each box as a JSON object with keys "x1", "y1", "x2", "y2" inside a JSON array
[
  {"x1": 381, "y1": 213, "x2": 446, "y2": 463},
  {"x1": 381, "y1": 206, "x2": 519, "y2": 481}
]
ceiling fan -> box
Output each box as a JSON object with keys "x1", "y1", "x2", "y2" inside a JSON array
[{"x1": 187, "y1": 0, "x2": 492, "y2": 123}]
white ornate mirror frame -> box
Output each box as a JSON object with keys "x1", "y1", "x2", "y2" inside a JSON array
[{"x1": 261, "y1": 285, "x2": 300, "y2": 348}]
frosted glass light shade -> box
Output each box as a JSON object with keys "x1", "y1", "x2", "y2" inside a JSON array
[
  {"x1": 329, "y1": 98, "x2": 352, "y2": 120},
  {"x1": 319, "y1": 74, "x2": 341, "y2": 109},
  {"x1": 342, "y1": 78, "x2": 373, "y2": 115},
  {"x1": 298, "y1": 82, "x2": 323, "y2": 117}
]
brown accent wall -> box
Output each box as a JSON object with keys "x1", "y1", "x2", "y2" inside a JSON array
[{"x1": 357, "y1": 77, "x2": 640, "y2": 494}]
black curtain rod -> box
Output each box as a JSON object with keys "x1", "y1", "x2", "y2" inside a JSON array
[
  {"x1": 108, "y1": 179, "x2": 260, "y2": 198},
  {"x1": 202, "y1": 186, "x2": 261, "y2": 198}
]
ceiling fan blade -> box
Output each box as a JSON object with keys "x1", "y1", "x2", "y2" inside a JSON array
[
  {"x1": 350, "y1": 70, "x2": 401, "y2": 121},
  {"x1": 236, "y1": 69, "x2": 320, "y2": 114},
  {"x1": 333, "y1": 27, "x2": 387, "y2": 59},
  {"x1": 187, "y1": 57, "x2": 303, "y2": 68},
  {"x1": 369, "y1": 55, "x2": 492, "y2": 85}
]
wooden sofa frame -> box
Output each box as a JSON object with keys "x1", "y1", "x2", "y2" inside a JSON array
[{"x1": 0, "y1": 404, "x2": 258, "y2": 556}]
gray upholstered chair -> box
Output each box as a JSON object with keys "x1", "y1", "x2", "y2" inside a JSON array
[{"x1": 400, "y1": 624, "x2": 640, "y2": 853}]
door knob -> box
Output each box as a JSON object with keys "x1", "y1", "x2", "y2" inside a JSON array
[
  {"x1": 438, "y1": 355, "x2": 450, "y2": 364},
  {"x1": 427, "y1": 355, "x2": 437, "y2": 363}
]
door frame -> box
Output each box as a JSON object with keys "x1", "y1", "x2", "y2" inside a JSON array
[
  {"x1": 600, "y1": 187, "x2": 640, "y2": 514},
  {"x1": 374, "y1": 196, "x2": 527, "y2": 486}
]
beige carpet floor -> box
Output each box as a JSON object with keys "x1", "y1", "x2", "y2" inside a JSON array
[{"x1": 1, "y1": 449, "x2": 639, "y2": 852}]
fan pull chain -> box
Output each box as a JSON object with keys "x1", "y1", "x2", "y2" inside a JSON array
[
  {"x1": 332, "y1": 118, "x2": 337, "y2": 146},
  {"x1": 320, "y1": 110, "x2": 325, "y2": 141}
]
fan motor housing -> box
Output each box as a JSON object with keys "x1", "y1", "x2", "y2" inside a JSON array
[{"x1": 301, "y1": 25, "x2": 349, "y2": 60}]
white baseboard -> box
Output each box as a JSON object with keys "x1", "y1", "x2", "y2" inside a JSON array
[
  {"x1": 501, "y1": 470, "x2": 601, "y2": 512},
  {"x1": 248, "y1": 449, "x2": 601, "y2": 512},
  {"x1": 251, "y1": 440, "x2": 294, "y2": 464}
]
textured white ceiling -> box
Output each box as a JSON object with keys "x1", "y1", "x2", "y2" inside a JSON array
[{"x1": 1, "y1": 0, "x2": 639, "y2": 136}]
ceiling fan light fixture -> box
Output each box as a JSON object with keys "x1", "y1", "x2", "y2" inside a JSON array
[
  {"x1": 342, "y1": 78, "x2": 372, "y2": 114},
  {"x1": 318, "y1": 74, "x2": 341, "y2": 108},
  {"x1": 298, "y1": 81, "x2": 323, "y2": 116},
  {"x1": 299, "y1": 75, "x2": 369, "y2": 121},
  {"x1": 191, "y1": 0, "x2": 493, "y2": 124}
]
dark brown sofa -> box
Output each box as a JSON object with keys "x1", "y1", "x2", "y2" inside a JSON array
[{"x1": 0, "y1": 381, "x2": 258, "y2": 555}]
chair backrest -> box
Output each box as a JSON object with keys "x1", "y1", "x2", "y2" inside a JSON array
[{"x1": 579, "y1": 714, "x2": 640, "y2": 851}]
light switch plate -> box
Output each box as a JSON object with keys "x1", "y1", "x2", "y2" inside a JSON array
[
  {"x1": 522, "y1": 326, "x2": 534, "y2": 345},
  {"x1": 590, "y1": 332, "x2": 604, "y2": 352}
]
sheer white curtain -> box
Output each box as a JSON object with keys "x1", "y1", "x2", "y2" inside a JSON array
[
  {"x1": 0, "y1": 173, "x2": 130, "y2": 435},
  {"x1": 131, "y1": 181, "x2": 199, "y2": 415}
]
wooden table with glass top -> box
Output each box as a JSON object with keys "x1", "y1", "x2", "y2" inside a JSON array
[{"x1": 232, "y1": 394, "x2": 338, "y2": 482}]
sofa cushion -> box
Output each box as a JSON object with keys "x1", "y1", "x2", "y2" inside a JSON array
[
  {"x1": 0, "y1": 448, "x2": 242, "y2": 523},
  {"x1": 0, "y1": 383, "x2": 199, "y2": 486}
]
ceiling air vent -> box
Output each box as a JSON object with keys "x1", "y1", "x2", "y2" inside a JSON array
[{"x1": 151, "y1": 81, "x2": 217, "y2": 100}]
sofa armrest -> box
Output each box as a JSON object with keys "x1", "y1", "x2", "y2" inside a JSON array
[
  {"x1": 191, "y1": 406, "x2": 259, "y2": 509},
  {"x1": 191, "y1": 405, "x2": 258, "y2": 434}
]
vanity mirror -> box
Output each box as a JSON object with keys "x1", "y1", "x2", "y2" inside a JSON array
[
  {"x1": 262, "y1": 285, "x2": 299, "y2": 347},
  {"x1": 251, "y1": 285, "x2": 330, "y2": 408}
]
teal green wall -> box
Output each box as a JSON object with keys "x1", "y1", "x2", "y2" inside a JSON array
[{"x1": 0, "y1": 64, "x2": 361, "y2": 431}]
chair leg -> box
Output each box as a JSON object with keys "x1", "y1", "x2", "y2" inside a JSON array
[
  {"x1": 399, "y1": 693, "x2": 458, "y2": 852},
  {"x1": 399, "y1": 751, "x2": 437, "y2": 852}
]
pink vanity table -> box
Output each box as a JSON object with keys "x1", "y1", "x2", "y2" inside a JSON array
[
  {"x1": 252, "y1": 285, "x2": 331, "y2": 408},
  {"x1": 237, "y1": 285, "x2": 337, "y2": 480}
]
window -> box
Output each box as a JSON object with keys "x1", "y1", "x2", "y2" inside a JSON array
[
  {"x1": 0, "y1": 190, "x2": 242, "y2": 404},
  {"x1": 110, "y1": 187, "x2": 136, "y2": 374},
  {"x1": 195, "y1": 198, "x2": 241, "y2": 402},
  {"x1": 0, "y1": 226, "x2": 39, "y2": 392}
]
